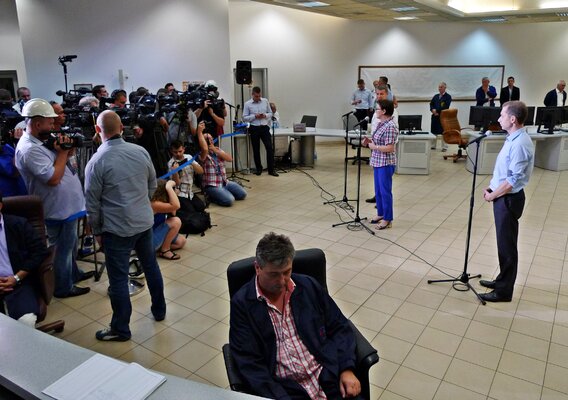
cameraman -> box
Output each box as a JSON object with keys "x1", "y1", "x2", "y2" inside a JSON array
[
  {"x1": 15, "y1": 98, "x2": 90, "y2": 298},
  {"x1": 196, "y1": 80, "x2": 226, "y2": 138},
  {"x1": 110, "y1": 90, "x2": 127, "y2": 109},
  {"x1": 0, "y1": 89, "x2": 27, "y2": 197},
  {"x1": 92, "y1": 85, "x2": 109, "y2": 101}
]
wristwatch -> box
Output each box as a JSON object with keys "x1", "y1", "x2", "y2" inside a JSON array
[{"x1": 13, "y1": 274, "x2": 21, "y2": 285}]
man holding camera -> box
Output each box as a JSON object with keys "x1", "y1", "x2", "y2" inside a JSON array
[
  {"x1": 243, "y1": 86, "x2": 278, "y2": 177},
  {"x1": 15, "y1": 98, "x2": 90, "y2": 298},
  {"x1": 196, "y1": 80, "x2": 226, "y2": 138}
]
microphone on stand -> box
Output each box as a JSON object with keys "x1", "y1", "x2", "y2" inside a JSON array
[
  {"x1": 342, "y1": 110, "x2": 355, "y2": 118},
  {"x1": 468, "y1": 130, "x2": 492, "y2": 145},
  {"x1": 353, "y1": 116, "x2": 369, "y2": 128}
]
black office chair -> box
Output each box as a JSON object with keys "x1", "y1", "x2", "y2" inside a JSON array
[
  {"x1": 223, "y1": 248, "x2": 379, "y2": 400},
  {"x1": 300, "y1": 115, "x2": 317, "y2": 128}
]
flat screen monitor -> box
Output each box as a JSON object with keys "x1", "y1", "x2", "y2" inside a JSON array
[
  {"x1": 468, "y1": 106, "x2": 501, "y2": 131},
  {"x1": 535, "y1": 106, "x2": 563, "y2": 133},
  {"x1": 398, "y1": 115, "x2": 422, "y2": 132},
  {"x1": 300, "y1": 115, "x2": 317, "y2": 128},
  {"x1": 524, "y1": 106, "x2": 535, "y2": 126}
]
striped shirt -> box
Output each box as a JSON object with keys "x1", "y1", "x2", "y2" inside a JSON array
[
  {"x1": 370, "y1": 116, "x2": 398, "y2": 168},
  {"x1": 255, "y1": 278, "x2": 327, "y2": 400}
]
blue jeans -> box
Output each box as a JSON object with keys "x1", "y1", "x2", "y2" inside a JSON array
[
  {"x1": 102, "y1": 228, "x2": 166, "y2": 337},
  {"x1": 46, "y1": 220, "x2": 78, "y2": 297},
  {"x1": 204, "y1": 181, "x2": 247, "y2": 207},
  {"x1": 374, "y1": 165, "x2": 395, "y2": 221}
]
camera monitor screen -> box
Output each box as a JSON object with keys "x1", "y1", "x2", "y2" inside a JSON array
[
  {"x1": 535, "y1": 106, "x2": 563, "y2": 133},
  {"x1": 398, "y1": 115, "x2": 422, "y2": 132},
  {"x1": 468, "y1": 106, "x2": 502, "y2": 131}
]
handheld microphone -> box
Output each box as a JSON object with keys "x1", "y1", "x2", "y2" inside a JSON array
[
  {"x1": 342, "y1": 110, "x2": 355, "y2": 118},
  {"x1": 353, "y1": 116, "x2": 369, "y2": 128},
  {"x1": 468, "y1": 130, "x2": 492, "y2": 145}
]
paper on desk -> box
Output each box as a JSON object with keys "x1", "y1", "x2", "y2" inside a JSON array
[{"x1": 42, "y1": 353, "x2": 166, "y2": 400}]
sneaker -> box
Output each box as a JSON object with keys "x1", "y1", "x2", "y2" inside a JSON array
[{"x1": 95, "y1": 328, "x2": 130, "y2": 342}]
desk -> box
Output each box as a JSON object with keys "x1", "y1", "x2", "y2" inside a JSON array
[
  {"x1": 465, "y1": 130, "x2": 548, "y2": 175},
  {"x1": 0, "y1": 314, "x2": 263, "y2": 400},
  {"x1": 534, "y1": 131, "x2": 568, "y2": 171},
  {"x1": 395, "y1": 133, "x2": 436, "y2": 175}
]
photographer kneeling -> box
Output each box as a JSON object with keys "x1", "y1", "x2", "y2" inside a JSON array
[{"x1": 151, "y1": 179, "x2": 186, "y2": 260}]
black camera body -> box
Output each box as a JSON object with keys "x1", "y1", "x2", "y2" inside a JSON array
[{"x1": 43, "y1": 130, "x2": 86, "y2": 150}]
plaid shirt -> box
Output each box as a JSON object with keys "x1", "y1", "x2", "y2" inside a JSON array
[
  {"x1": 199, "y1": 152, "x2": 227, "y2": 188},
  {"x1": 370, "y1": 116, "x2": 398, "y2": 168},
  {"x1": 256, "y1": 278, "x2": 327, "y2": 400}
]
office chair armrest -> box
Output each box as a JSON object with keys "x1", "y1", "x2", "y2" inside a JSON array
[
  {"x1": 222, "y1": 343, "x2": 249, "y2": 393},
  {"x1": 349, "y1": 321, "x2": 379, "y2": 370},
  {"x1": 37, "y1": 246, "x2": 56, "y2": 305}
]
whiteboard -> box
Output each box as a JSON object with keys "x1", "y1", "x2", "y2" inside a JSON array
[{"x1": 359, "y1": 65, "x2": 504, "y2": 102}]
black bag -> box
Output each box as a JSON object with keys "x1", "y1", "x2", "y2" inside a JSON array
[{"x1": 177, "y1": 196, "x2": 211, "y2": 236}]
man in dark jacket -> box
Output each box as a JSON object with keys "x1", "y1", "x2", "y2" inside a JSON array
[
  {"x1": 0, "y1": 193, "x2": 49, "y2": 326},
  {"x1": 229, "y1": 232, "x2": 361, "y2": 400},
  {"x1": 544, "y1": 80, "x2": 567, "y2": 107},
  {"x1": 499, "y1": 76, "x2": 520, "y2": 105}
]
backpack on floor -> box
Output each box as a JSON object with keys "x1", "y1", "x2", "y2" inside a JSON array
[{"x1": 177, "y1": 197, "x2": 212, "y2": 236}]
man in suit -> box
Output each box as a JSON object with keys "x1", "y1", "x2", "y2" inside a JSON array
[
  {"x1": 430, "y1": 82, "x2": 452, "y2": 151},
  {"x1": 476, "y1": 77, "x2": 497, "y2": 107},
  {"x1": 230, "y1": 232, "x2": 361, "y2": 400},
  {"x1": 544, "y1": 80, "x2": 567, "y2": 107},
  {"x1": 0, "y1": 193, "x2": 49, "y2": 326},
  {"x1": 499, "y1": 76, "x2": 520, "y2": 105}
]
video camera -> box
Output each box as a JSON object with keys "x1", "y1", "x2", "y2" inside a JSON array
[
  {"x1": 41, "y1": 129, "x2": 86, "y2": 150},
  {"x1": 56, "y1": 88, "x2": 91, "y2": 108}
]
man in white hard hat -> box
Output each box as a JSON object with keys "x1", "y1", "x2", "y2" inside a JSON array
[{"x1": 15, "y1": 98, "x2": 90, "y2": 298}]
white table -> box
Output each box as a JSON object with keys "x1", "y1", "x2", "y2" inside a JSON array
[{"x1": 0, "y1": 314, "x2": 264, "y2": 400}]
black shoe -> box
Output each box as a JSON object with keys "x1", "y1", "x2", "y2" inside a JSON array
[
  {"x1": 479, "y1": 291, "x2": 512, "y2": 303},
  {"x1": 366, "y1": 196, "x2": 376, "y2": 203},
  {"x1": 54, "y1": 285, "x2": 90, "y2": 298},
  {"x1": 152, "y1": 305, "x2": 166, "y2": 321},
  {"x1": 479, "y1": 279, "x2": 496, "y2": 289},
  {"x1": 255, "y1": 170, "x2": 262, "y2": 176},
  {"x1": 96, "y1": 328, "x2": 130, "y2": 342},
  {"x1": 76, "y1": 270, "x2": 95, "y2": 282},
  {"x1": 269, "y1": 171, "x2": 279, "y2": 177}
]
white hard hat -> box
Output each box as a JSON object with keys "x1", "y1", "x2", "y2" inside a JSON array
[{"x1": 21, "y1": 98, "x2": 58, "y2": 118}]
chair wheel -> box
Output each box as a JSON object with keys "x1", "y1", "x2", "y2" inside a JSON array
[
  {"x1": 453, "y1": 159, "x2": 457, "y2": 163},
  {"x1": 443, "y1": 156, "x2": 448, "y2": 160}
]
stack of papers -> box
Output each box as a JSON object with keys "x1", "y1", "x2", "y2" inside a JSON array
[{"x1": 43, "y1": 354, "x2": 166, "y2": 400}]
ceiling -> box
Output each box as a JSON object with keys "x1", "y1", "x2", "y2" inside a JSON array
[{"x1": 248, "y1": 0, "x2": 568, "y2": 23}]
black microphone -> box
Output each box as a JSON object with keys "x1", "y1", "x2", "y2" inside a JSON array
[
  {"x1": 225, "y1": 101, "x2": 236, "y2": 108},
  {"x1": 342, "y1": 110, "x2": 355, "y2": 118},
  {"x1": 353, "y1": 116, "x2": 369, "y2": 128},
  {"x1": 468, "y1": 130, "x2": 492, "y2": 145}
]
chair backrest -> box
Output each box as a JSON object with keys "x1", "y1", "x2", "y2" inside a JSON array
[
  {"x1": 440, "y1": 108, "x2": 460, "y2": 133},
  {"x1": 300, "y1": 115, "x2": 317, "y2": 128},
  {"x1": 2, "y1": 195, "x2": 47, "y2": 245},
  {"x1": 227, "y1": 248, "x2": 326, "y2": 298}
]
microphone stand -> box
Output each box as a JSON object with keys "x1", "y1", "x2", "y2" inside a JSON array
[
  {"x1": 324, "y1": 113, "x2": 355, "y2": 211},
  {"x1": 227, "y1": 103, "x2": 249, "y2": 186},
  {"x1": 332, "y1": 124, "x2": 374, "y2": 235},
  {"x1": 428, "y1": 136, "x2": 486, "y2": 305}
]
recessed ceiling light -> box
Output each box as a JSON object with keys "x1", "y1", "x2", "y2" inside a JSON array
[
  {"x1": 299, "y1": 1, "x2": 330, "y2": 7},
  {"x1": 480, "y1": 16, "x2": 507, "y2": 22},
  {"x1": 394, "y1": 16, "x2": 418, "y2": 20},
  {"x1": 391, "y1": 6, "x2": 419, "y2": 12}
]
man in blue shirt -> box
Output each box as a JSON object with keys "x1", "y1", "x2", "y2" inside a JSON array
[
  {"x1": 480, "y1": 101, "x2": 534, "y2": 302},
  {"x1": 351, "y1": 79, "x2": 373, "y2": 131}
]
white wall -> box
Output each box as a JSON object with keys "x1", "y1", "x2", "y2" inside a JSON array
[
  {"x1": 15, "y1": 0, "x2": 232, "y2": 104},
  {"x1": 229, "y1": 1, "x2": 568, "y2": 129},
  {"x1": 0, "y1": 0, "x2": 27, "y2": 85}
]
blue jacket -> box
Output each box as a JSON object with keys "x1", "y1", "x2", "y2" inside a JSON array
[
  {"x1": 229, "y1": 274, "x2": 356, "y2": 400},
  {"x1": 476, "y1": 86, "x2": 497, "y2": 107}
]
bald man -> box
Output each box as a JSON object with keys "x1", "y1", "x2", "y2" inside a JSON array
[{"x1": 85, "y1": 110, "x2": 166, "y2": 342}]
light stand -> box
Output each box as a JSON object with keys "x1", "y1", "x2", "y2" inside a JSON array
[
  {"x1": 324, "y1": 112, "x2": 355, "y2": 211},
  {"x1": 58, "y1": 55, "x2": 77, "y2": 92},
  {"x1": 240, "y1": 84, "x2": 252, "y2": 174},
  {"x1": 332, "y1": 125, "x2": 374, "y2": 235},
  {"x1": 428, "y1": 137, "x2": 486, "y2": 305}
]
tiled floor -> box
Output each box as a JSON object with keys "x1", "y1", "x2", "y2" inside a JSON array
[{"x1": 47, "y1": 139, "x2": 568, "y2": 400}]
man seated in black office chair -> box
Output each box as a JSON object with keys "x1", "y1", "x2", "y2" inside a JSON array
[
  {"x1": 229, "y1": 232, "x2": 362, "y2": 400},
  {"x1": 0, "y1": 193, "x2": 48, "y2": 327}
]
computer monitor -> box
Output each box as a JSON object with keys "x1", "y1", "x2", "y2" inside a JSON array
[
  {"x1": 398, "y1": 115, "x2": 422, "y2": 132},
  {"x1": 535, "y1": 106, "x2": 563, "y2": 134},
  {"x1": 300, "y1": 115, "x2": 317, "y2": 128},
  {"x1": 524, "y1": 106, "x2": 535, "y2": 126},
  {"x1": 468, "y1": 106, "x2": 502, "y2": 131}
]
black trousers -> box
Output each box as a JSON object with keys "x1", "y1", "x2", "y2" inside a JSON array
[
  {"x1": 493, "y1": 190, "x2": 525, "y2": 297},
  {"x1": 354, "y1": 109, "x2": 370, "y2": 131},
  {"x1": 249, "y1": 125, "x2": 274, "y2": 173}
]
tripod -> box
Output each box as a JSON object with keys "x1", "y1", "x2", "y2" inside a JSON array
[
  {"x1": 332, "y1": 126, "x2": 374, "y2": 235},
  {"x1": 324, "y1": 113, "x2": 355, "y2": 211},
  {"x1": 226, "y1": 103, "x2": 249, "y2": 186},
  {"x1": 428, "y1": 138, "x2": 486, "y2": 305}
]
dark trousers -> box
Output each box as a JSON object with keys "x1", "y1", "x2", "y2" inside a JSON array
[
  {"x1": 493, "y1": 190, "x2": 525, "y2": 297},
  {"x1": 249, "y1": 125, "x2": 274, "y2": 173},
  {"x1": 354, "y1": 109, "x2": 369, "y2": 131}
]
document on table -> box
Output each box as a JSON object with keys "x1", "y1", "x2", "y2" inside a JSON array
[{"x1": 42, "y1": 353, "x2": 166, "y2": 400}]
